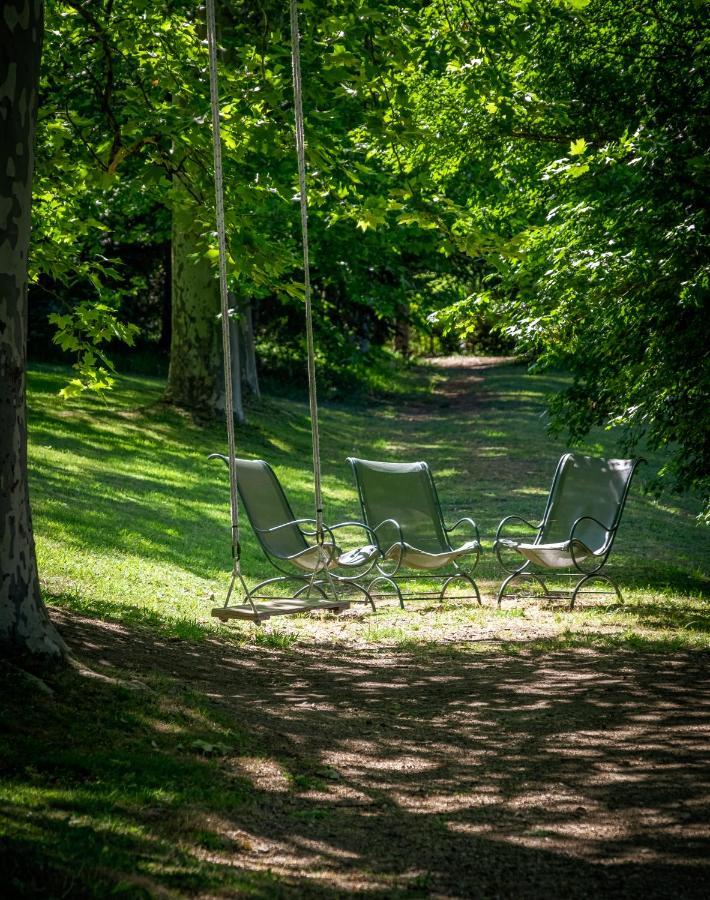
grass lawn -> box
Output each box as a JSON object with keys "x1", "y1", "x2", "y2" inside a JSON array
[{"x1": 1, "y1": 357, "x2": 708, "y2": 897}]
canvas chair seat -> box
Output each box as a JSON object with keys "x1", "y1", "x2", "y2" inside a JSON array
[
  {"x1": 384, "y1": 539, "x2": 481, "y2": 570},
  {"x1": 285, "y1": 542, "x2": 339, "y2": 572},
  {"x1": 337, "y1": 544, "x2": 380, "y2": 568},
  {"x1": 499, "y1": 537, "x2": 597, "y2": 570},
  {"x1": 273, "y1": 540, "x2": 380, "y2": 572}
]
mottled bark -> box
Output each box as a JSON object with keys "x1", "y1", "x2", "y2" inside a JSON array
[
  {"x1": 165, "y1": 199, "x2": 222, "y2": 411},
  {"x1": 165, "y1": 201, "x2": 248, "y2": 421},
  {"x1": 0, "y1": 0, "x2": 66, "y2": 659}
]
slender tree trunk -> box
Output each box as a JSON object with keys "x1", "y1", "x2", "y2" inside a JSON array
[
  {"x1": 241, "y1": 301, "x2": 260, "y2": 399},
  {"x1": 165, "y1": 201, "x2": 222, "y2": 411},
  {"x1": 215, "y1": 311, "x2": 245, "y2": 424},
  {"x1": 393, "y1": 314, "x2": 410, "y2": 357},
  {"x1": 0, "y1": 0, "x2": 66, "y2": 660}
]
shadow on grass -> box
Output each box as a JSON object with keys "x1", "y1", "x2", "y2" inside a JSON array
[
  {"x1": 43, "y1": 589, "x2": 305, "y2": 651},
  {"x1": 2, "y1": 610, "x2": 709, "y2": 898}
]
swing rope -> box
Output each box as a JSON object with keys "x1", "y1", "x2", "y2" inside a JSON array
[
  {"x1": 206, "y1": 0, "x2": 240, "y2": 567},
  {"x1": 206, "y1": 0, "x2": 326, "y2": 604},
  {"x1": 290, "y1": 0, "x2": 325, "y2": 544}
]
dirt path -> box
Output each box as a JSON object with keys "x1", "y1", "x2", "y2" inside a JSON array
[
  {"x1": 55, "y1": 608, "x2": 710, "y2": 898},
  {"x1": 397, "y1": 355, "x2": 510, "y2": 421}
]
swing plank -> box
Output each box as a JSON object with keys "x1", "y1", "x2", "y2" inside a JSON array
[{"x1": 212, "y1": 597, "x2": 350, "y2": 624}]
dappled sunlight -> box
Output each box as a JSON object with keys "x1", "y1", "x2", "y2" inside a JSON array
[
  {"x1": 14, "y1": 357, "x2": 709, "y2": 894},
  {"x1": 5, "y1": 609, "x2": 703, "y2": 896},
  {"x1": 28, "y1": 358, "x2": 708, "y2": 624}
]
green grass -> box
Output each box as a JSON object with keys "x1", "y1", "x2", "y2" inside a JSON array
[
  {"x1": 0, "y1": 660, "x2": 301, "y2": 898},
  {"x1": 26, "y1": 358, "x2": 708, "y2": 650},
  {"x1": 2, "y1": 359, "x2": 708, "y2": 896}
]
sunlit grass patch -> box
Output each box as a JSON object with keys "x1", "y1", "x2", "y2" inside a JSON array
[{"x1": 27, "y1": 359, "x2": 708, "y2": 653}]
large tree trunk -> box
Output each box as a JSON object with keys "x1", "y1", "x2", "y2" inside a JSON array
[
  {"x1": 165, "y1": 201, "x2": 223, "y2": 412},
  {"x1": 0, "y1": 0, "x2": 67, "y2": 660}
]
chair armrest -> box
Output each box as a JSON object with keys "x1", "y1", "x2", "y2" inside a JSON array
[
  {"x1": 494, "y1": 515, "x2": 541, "y2": 573},
  {"x1": 494, "y1": 515, "x2": 542, "y2": 544},
  {"x1": 256, "y1": 518, "x2": 335, "y2": 547},
  {"x1": 445, "y1": 517, "x2": 481, "y2": 547},
  {"x1": 327, "y1": 521, "x2": 378, "y2": 543},
  {"x1": 569, "y1": 515, "x2": 615, "y2": 549},
  {"x1": 567, "y1": 516, "x2": 616, "y2": 572},
  {"x1": 208, "y1": 453, "x2": 229, "y2": 465},
  {"x1": 254, "y1": 517, "x2": 317, "y2": 535},
  {"x1": 371, "y1": 518, "x2": 404, "y2": 550}
]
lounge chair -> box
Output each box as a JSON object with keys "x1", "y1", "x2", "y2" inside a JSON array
[
  {"x1": 210, "y1": 455, "x2": 379, "y2": 621},
  {"x1": 347, "y1": 457, "x2": 482, "y2": 606},
  {"x1": 494, "y1": 452, "x2": 641, "y2": 608}
]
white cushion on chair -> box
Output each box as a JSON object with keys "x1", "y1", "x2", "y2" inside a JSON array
[
  {"x1": 336, "y1": 544, "x2": 379, "y2": 568},
  {"x1": 384, "y1": 539, "x2": 480, "y2": 571},
  {"x1": 515, "y1": 540, "x2": 596, "y2": 570}
]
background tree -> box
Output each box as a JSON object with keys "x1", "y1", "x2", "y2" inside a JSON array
[
  {"x1": 361, "y1": 0, "x2": 710, "y2": 514},
  {"x1": 25, "y1": 0, "x2": 709, "y2": 512}
]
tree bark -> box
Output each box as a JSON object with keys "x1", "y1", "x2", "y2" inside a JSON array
[
  {"x1": 241, "y1": 300, "x2": 260, "y2": 399},
  {"x1": 0, "y1": 0, "x2": 67, "y2": 660},
  {"x1": 165, "y1": 198, "x2": 248, "y2": 422},
  {"x1": 214, "y1": 310, "x2": 245, "y2": 424},
  {"x1": 164, "y1": 199, "x2": 222, "y2": 412}
]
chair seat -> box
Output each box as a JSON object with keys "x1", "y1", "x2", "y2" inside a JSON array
[
  {"x1": 285, "y1": 543, "x2": 338, "y2": 572},
  {"x1": 286, "y1": 542, "x2": 379, "y2": 572},
  {"x1": 384, "y1": 539, "x2": 480, "y2": 571},
  {"x1": 337, "y1": 544, "x2": 379, "y2": 568},
  {"x1": 503, "y1": 538, "x2": 597, "y2": 570}
]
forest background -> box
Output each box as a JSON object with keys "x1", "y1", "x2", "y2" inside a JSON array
[{"x1": 29, "y1": 0, "x2": 708, "y2": 514}]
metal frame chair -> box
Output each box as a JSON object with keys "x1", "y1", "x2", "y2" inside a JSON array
[
  {"x1": 347, "y1": 457, "x2": 482, "y2": 607},
  {"x1": 494, "y1": 453, "x2": 641, "y2": 609},
  {"x1": 210, "y1": 455, "x2": 380, "y2": 620}
]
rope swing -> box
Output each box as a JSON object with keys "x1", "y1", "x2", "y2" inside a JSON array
[
  {"x1": 206, "y1": 0, "x2": 329, "y2": 615},
  {"x1": 206, "y1": 0, "x2": 247, "y2": 611},
  {"x1": 289, "y1": 0, "x2": 325, "y2": 546}
]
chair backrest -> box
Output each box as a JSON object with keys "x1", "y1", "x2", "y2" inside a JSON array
[
  {"x1": 347, "y1": 458, "x2": 450, "y2": 553},
  {"x1": 231, "y1": 458, "x2": 308, "y2": 560},
  {"x1": 539, "y1": 453, "x2": 638, "y2": 552}
]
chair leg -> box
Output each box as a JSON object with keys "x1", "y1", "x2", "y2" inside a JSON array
[
  {"x1": 367, "y1": 575, "x2": 405, "y2": 609},
  {"x1": 497, "y1": 571, "x2": 545, "y2": 607},
  {"x1": 439, "y1": 573, "x2": 482, "y2": 605},
  {"x1": 293, "y1": 582, "x2": 329, "y2": 600},
  {"x1": 570, "y1": 573, "x2": 623, "y2": 610},
  {"x1": 346, "y1": 580, "x2": 377, "y2": 611}
]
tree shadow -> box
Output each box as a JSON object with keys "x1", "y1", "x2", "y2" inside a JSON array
[{"x1": 2, "y1": 610, "x2": 707, "y2": 897}]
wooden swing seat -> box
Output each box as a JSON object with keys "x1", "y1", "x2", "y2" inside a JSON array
[{"x1": 212, "y1": 597, "x2": 350, "y2": 624}]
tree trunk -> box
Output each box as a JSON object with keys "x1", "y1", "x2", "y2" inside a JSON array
[
  {"x1": 241, "y1": 300, "x2": 261, "y2": 399},
  {"x1": 0, "y1": 0, "x2": 67, "y2": 660},
  {"x1": 158, "y1": 240, "x2": 171, "y2": 355},
  {"x1": 393, "y1": 314, "x2": 410, "y2": 357},
  {"x1": 214, "y1": 302, "x2": 245, "y2": 424},
  {"x1": 165, "y1": 201, "x2": 222, "y2": 412}
]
